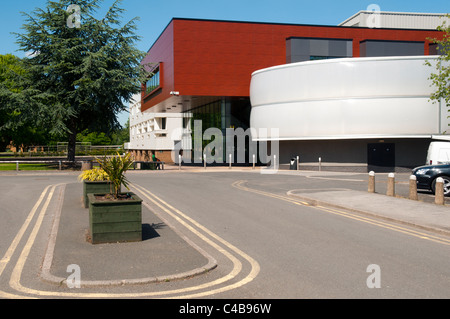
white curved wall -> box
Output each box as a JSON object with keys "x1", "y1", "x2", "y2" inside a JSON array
[{"x1": 250, "y1": 56, "x2": 447, "y2": 141}]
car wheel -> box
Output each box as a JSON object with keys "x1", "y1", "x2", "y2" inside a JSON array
[{"x1": 431, "y1": 176, "x2": 450, "y2": 196}]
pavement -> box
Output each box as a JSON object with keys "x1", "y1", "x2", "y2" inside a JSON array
[{"x1": 39, "y1": 165, "x2": 450, "y2": 289}]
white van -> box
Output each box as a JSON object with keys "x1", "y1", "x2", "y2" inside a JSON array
[{"x1": 426, "y1": 141, "x2": 450, "y2": 165}]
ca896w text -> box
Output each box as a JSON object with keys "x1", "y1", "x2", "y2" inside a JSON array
[{"x1": 223, "y1": 303, "x2": 272, "y2": 314}]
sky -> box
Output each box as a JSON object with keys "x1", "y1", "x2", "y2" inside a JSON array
[{"x1": 0, "y1": 0, "x2": 448, "y2": 126}]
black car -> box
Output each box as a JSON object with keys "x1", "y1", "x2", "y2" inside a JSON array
[{"x1": 412, "y1": 164, "x2": 450, "y2": 196}]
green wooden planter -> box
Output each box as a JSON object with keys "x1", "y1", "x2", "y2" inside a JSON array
[
  {"x1": 83, "y1": 181, "x2": 112, "y2": 208},
  {"x1": 88, "y1": 193, "x2": 143, "y2": 245}
]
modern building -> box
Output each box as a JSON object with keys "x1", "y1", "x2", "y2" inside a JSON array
[
  {"x1": 250, "y1": 55, "x2": 448, "y2": 171},
  {"x1": 127, "y1": 94, "x2": 192, "y2": 163},
  {"x1": 129, "y1": 11, "x2": 447, "y2": 169}
]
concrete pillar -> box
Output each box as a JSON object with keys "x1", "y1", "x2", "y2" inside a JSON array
[
  {"x1": 368, "y1": 171, "x2": 375, "y2": 193},
  {"x1": 409, "y1": 175, "x2": 418, "y2": 200},
  {"x1": 387, "y1": 173, "x2": 395, "y2": 197},
  {"x1": 435, "y1": 177, "x2": 445, "y2": 205}
]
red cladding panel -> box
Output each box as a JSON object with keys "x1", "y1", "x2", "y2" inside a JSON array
[{"x1": 141, "y1": 19, "x2": 443, "y2": 112}]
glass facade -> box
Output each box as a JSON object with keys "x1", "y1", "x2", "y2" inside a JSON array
[
  {"x1": 360, "y1": 40, "x2": 424, "y2": 57},
  {"x1": 287, "y1": 37, "x2": 353, "y2": 63},
  {"x1": 186, "y1": 97, "x2": 252, "y2": 164},
  {"x1": 145, "y1": 68, "x2": 160, "y2": 94}
]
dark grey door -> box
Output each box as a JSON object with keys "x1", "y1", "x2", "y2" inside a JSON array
[{"x1": 367, "y1": 143, "x2": 395, "y2": 172}]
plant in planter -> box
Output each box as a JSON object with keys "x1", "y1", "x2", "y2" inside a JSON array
[
  {"x1": 78, "y1": 167, "x2": 111, "y2": 208},
  {"x1": 88, "y1": 153, "x2": 143, "y2": 244}
]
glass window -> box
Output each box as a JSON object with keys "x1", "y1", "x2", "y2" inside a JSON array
[
  {"x1": 310, "y1": 56, "x2": 341, "y2": 60},
  {"x1": 145, "y1": 68, "x2": 160, "y2": 94}
]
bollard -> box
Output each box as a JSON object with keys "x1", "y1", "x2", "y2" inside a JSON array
[
  {"x1": 297, "y1": 156, "x2": 300, "y2": 171},
  {"x1": 435, "y1": 177, "x2": 445, "y2": 205},
  {"x1": 204, "y1": 154, "x2": 206, "y2": 170},
  {"x1": 368, "y1": 171, "x2": 375, "y2": 193},
  {"x1": 59, "y1": 160, "x2": 62, "y2": 171},
  {"x1": 409, "y1": 175, "x2": 418, "y2": 200},
  {"x1": 253, "y1": 154, "x2": 255, "y2": 170},
  {"x1": 178, "y1": 155, "x2": 181, "y2": 170},
  {"x1": 16, "y1": 161, "x2": 19, "y2": 172},
  {"x1": 274, "y1": 155, "x2": 277, "y2": 170},
  {"x1": 229, "y1": 154, "x2": 232, "y2": 169},
  {"x1": 387, "y1": 173, "x2": 395, "y2": 197}
]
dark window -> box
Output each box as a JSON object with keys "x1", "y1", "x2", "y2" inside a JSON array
[
  {"x1": 360, "y1": 40, "x2": 424, "y2": 57},
  {"x1": 310, "y1": 56, "x2": 342, "y2": 60},
  {"x1": 287, "y1": 37, "x2": 353, "y2": 63}
]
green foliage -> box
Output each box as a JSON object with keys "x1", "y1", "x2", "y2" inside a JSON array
[
  {"x1": 11, "y1": 0, "x2": 149, "y2": 161},
  {"x1": 96, "y1": 152, "x2": 134, "y2": 199},
  {"x1": 0, "y1": 54, "x2": 56, "y2": 151},
  {"x1": 77, "y1": 129, "x2": 112, "y2": 145},
  {"x1": 427, "y1": 14, "x2": 450, "y2": 108},
  {"x1": 78, "y1": 167, "x2": 109, "y2": 181}
]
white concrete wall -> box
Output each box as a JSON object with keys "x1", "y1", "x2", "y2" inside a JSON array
[
  {"x1": 250, "y1": 56, "x2": 447, "y2": 141},
  {"x1": 129, "y1": 94, "x2": 192, "y2": 151},
  {"x1": 339, "y1": 11, "x2": 449, "y2": 29}
]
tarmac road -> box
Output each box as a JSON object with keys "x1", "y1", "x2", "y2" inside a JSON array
[{"x1": 1, "y1": 168, "x2": 450, "y2": 300}]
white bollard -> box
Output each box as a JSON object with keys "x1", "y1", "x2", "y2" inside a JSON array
[
  {"x1": 368, "y1": 171, "x2": 375, "y2": 193},
  {"x1": 409, "y1": 175, "x2": 418, "y2": 200},
  {"x1": 387, "y1": 173, "x2": 395, "y2": 197},
  {"x1": 435, "y1": 177, "x2": 445, "y2": 205},
  {"x1": 253, "y1": 154, "x2": 255, "y2": 170}
]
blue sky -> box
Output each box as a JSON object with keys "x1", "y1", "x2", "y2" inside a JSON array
[
  {"x1": 1, "y1": 0, "x2": 448, "y2": 125},
  {"x1": 1, "y1": 0, "x2": 448, "y2": 56}
]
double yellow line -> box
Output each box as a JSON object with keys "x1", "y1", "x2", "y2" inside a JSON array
[
  {"x1": 132, "y1": 183, "x2": 261, "y2": 299},
  {"x1": 232, "y1": 180, "x2": 450, "y2": 247},
  {"x1": 1, "y1": 182, "x2": 260, "y2": 299},
  {"x1": 0, "y1": 184, "x2": 60, "y2": 299}
]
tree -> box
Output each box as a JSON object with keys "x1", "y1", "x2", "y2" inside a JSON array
[
  {"x1": 77, "y1": 129, "x2": 112, "y2": 145},
  {"x1": 0, "y1": 54, "x2": 54, "y2": 151},
  {"x1": 110, "y1": 118, "x2": 130, "y2": 145},
  {"x1": 0, "y1": 54, "x2": 21, "y2": 150},
  {"x1": 13, "y1": 0, "x2": 148, "y2": 161},
  {"x1": 427, "y1": 15, "x2": 450, "y2": 109}
]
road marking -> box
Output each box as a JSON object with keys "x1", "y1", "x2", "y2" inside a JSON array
[
  {"x1": 4, "y1": 183, "x2": 259, "y2": 299},
  {"x1": 0, "y1": 185, "x2": 51, "y2": 278},
  {"x1": 233, "y1": 180, "x2": 450, "y2": 247},
  {"x1": 0, "y1": 185, "x2": 54, "y2": 299},
  {"x1": 9, "y1": 184, "x2": 59, "y2": 296},
  {"x1": 132, "y1": 184, "x2": 261, "y2": 299}
]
